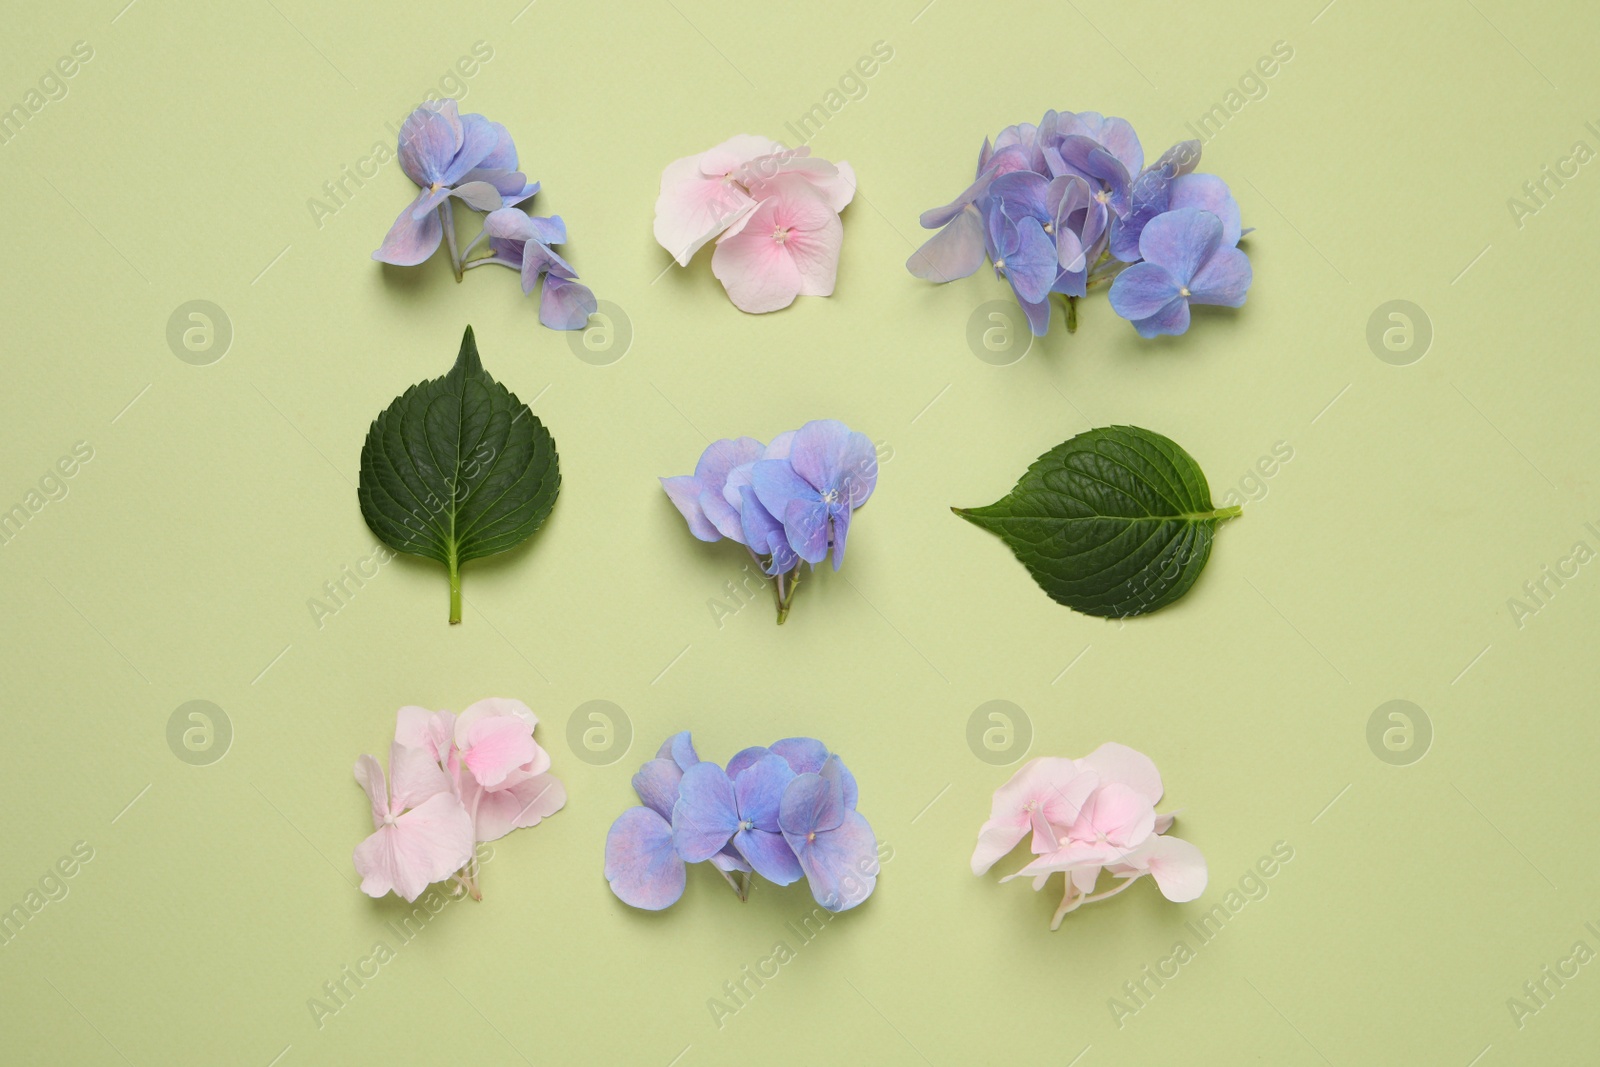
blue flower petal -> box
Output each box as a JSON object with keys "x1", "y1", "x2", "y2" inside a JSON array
[
  {"x1": 735, "y1": 827, "x2": 804, "y2": 885},
  {"x1": 1131, "y1": 297, "x2": 1192, "y2": 339},
  {"x1": 540, "y1": 276, "x2": 597, "y2": 331},
  {"x1": 1136, "y1": 207, "x2": 1223, "y2": 286},
  {"x1": 657, "y1": 731, "x2": 700, "y2": 770},
  {"x1": 785, "y1": 809, "x2": 879, "y2": 912},
  {"x1": 733, "y1": 754, "x2": 795, "y2": 832},
  {"x1": 605, "y1": 806, "x2": 687, "y2": 911},
  {"x1": 1108, "y1": 262, "x2": 1183, "y2": 322},
  {"x1": 1187, "y1": 245, "x2": 1252, "y2": 308},
  {"x1": 906, "y1": 205, "x2": 986, "y2": 283},
  {"x1": 672, "y1": 762, "x2": 740, "y2": 862},
  {"x1": 631, "y1": 758, "x2": 683, "y2": 821}
]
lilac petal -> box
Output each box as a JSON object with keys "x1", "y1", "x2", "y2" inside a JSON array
[
  {"x1": 734, "y1": 754, "x2": 796, "y2": 832},
  {"x1": 444, "y1": 114, "x2": 505, "y2": 186},
  {"x1": 1109, "y1": 262, "x2": 1184, "y2": 321},
  {"x1": 472, "y1": 121, "x2": 519, "y2": 173},
  {"x1": 1050, "y1": 265, "x2": 1088, "y2": 299},
  {"x1": 785, "y1": 810, "x2": 879, "y2": 912},
  {"x1": 709, "y1": 845, "x2": 751, "y2": 874},
  {"x1": 660, "y1": 475, "x2": 720, "y2": 541},
  {"x1": 373, "y1": 196, "x2": 444, "y2": 266},
  {"x1": 779, "y1": 759, "x2": 848, "y2": 837},
  {"x1": 483, "y1": 207, "x2": 540, "y2": 241},
  {"x1": 1109, "y1": 141, "x2": 1200, "y2": 262},
  {"x1": 1187, "y1": 245, "x2": 1252, "y2": 308},
  {"x1": 827, "y1": 503, "x2": 852, "y2": 571},
  {"x1": 410, "y1": 184, "x2": 454, "y2": 221},
  {"x1": 1169, "y1": 174, "x2": 1242, "y2": 247},
  {"x1": 1056, "y1": 226, "x2": 1087, "y2": 275},
  {"x1": 696, "y1": 438, "x2": 764, "y2": 541},
  {"x1": 541, "y1": 276, "x2": 597, "y2": 331},
  {"x1": 1137, "y1": 207, "x2": 1223, "y2": 286},
  {"x1": 672, "y1": 762, "x2": 739, "y2": 862},
  {"x1": 397, "y1": 101, "x2": 463, "y2": 187},
  {"x1": 735, "y1": 827, "x2": 804, "y2": 885},
  {"x1": 1019, "y1": 293, "x2": 1052, "y2": 337},
  {"x1": 739, "y1": 487, "x2": 798, "y2": 574},
  {"x1": 1054, "y1": 135, "x2": 1132, "y2": 215},
  {"x1": 769, "y1": 737, "x2": 829, "y2": 775},
  {"x1": 787, "y1": 420, "x2": 866, "y2": 497},
  {"x1": 989, "y1": 171, "x2": 1053, "y2": 224},
  {"x1": 906, "y1": 205, "x2": 985, "y2": 283},
  {"x1": 750, "y1": 458, "x2": 818, "y2": 526},
  {"x1": 657, "y1": 731, "x2": 700, "y2": 770},
  {"x1": 604, "y1": 806, "x2": 687, "y2": 911},
  {"x1": 1003, "y1": 216, "x2": 1057, "y2": 305},
  {"x1": 725, "y1": 746, "x2": 772, "y2": 781},
  {"x1": 450, "y1": 181, "x2": 506, "y2": 213},
  {"x1": 782, "y1": 497, "x2": 831, "y2": 565},
  {"x1": 632, "y1": 758, "x2": 684, "y2": 821},
  {"x1": 1130, "y1": 297, "x2": 1192, "y2": 339},
  {"x1": 524, "y1": 214, "x2": 568, "y2": 247},
  {"x1": 768, "y1": 740, "x2": 860, "y2": 810}
]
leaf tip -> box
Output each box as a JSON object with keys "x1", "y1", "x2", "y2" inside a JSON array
[{"x1": 453, "y1": 325, "x2": 484, "y2": 377}]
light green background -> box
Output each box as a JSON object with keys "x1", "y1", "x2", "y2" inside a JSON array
[{"x1": 3, "y1": 0, "x2": 1597, "y2": 1063}]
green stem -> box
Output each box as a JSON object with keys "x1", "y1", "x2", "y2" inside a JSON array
[
  {"x1": 1065, "y1": 295, "x2": 1078, "y2": 333},
  {"x1": 448, "y1": 558, "x2": 462, "y2": 624}
]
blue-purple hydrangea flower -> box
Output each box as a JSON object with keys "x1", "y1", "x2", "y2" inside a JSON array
[
  {"x1": 660, "y1": 420, "x2": 878, "y2": 622},
  {"x1": 908, "y1": 109, "x2": 1250, "y2": 338},
  {"x1": 604, "y1": 734, "x2": 879, "y2": 912},
  {"x1": 373, "y1": 99, "x2": 595, "y2": 331}
]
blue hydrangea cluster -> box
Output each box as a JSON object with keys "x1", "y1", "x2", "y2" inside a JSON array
[
  {"x1": 908, "y1": 110, "x2": 1252, "y2": 338},
  {"x1": 604, "y1": 732, "x2": 879, "y2": 913},
  {"x1": 661, "y1": 419, "x2": 878, "y2": 623}
]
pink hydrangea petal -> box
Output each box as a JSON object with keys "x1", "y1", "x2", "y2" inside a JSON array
[
  {"x1": 353, "y1": 753, "x2": 389, "y2": 827},
  {"x1": 711, "y1": 203, "x2": 805, "y2": 313},
  {"x1": 388, "y1": 742, "x2": 452, "y2": 810},
  {"x1": 1139, "y1": 835, "x2": 1207, "y2": 902},
  {"x1": 653, "y1": 154, "x2": 757, "y2": 266},
  {"x1": 353, "y1": 792, "x2": 474, "y2": 902},
  {"x1": 1077, "y1": 742, "x2": 1164, "y2": 805},
  {"x1": 467, "y1": 772, "x2": 566, "y2": 842}
]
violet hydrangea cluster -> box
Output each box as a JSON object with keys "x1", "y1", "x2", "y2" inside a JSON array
[
  {"x1": 605, "y1": 733, "x2": 879, "y2": 913},
  {"x1": 908, "y1": 110, "x2": 1251, "y2": 338},
  {"x1": 973, "y1": 743, "x2": 1206, "y2": 930},
  {"x1": 661, "y1": 419, "x2": 877, "y2": 623},
  {"x1": 373, "y1": 99, "x2": 596, "y2": 330}
]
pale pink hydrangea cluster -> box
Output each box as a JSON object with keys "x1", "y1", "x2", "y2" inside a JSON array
[
  {"x1": 652, "y1": 135, "x2": 856, "y2": 314},
  {"x1": 353, "y1": 698, "x2": 564, "y2": 902},
  {"x1": 973, "y1": 742, "x2": 1206, "y2": 929}
]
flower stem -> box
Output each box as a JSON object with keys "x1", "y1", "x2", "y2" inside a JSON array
[
  {"x1": 1051, "y1": 872, "x2": 1144, "y2": 930},
  {"x1": 1065, "y1": 296, "x2": 1078, "y2": 333},
  {"x1": 440, "y1": 203, "x2": 463, "y2": 282}
]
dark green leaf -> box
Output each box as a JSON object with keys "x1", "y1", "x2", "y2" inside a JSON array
[
  {"x1": 953, "y1": 425, "x2": 1238, "y2": 618},
  {"x1": 358, "y1": 326, "x2": 560, "y2": 623}
]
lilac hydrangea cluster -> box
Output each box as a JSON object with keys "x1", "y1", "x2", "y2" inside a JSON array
[
  {"x1": 661, "y1": 419, "x2": 877, "y2": 623},
  {"x1": 604, "y1": 732, "x2": 879, "y2": 913},
  {"x1": 373, "y1": 99, "x2": 596, "y2": 331},
  {"x1": 907, "y1": 110, "x2": 1251, "y2": 338}
]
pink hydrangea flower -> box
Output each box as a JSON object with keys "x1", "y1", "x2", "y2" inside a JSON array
[
  {"x1": 975, "y1": 742, "x2": 1206, "y2": 929},
  {"x1": 352, "y1": 698, "x2": 564, "y2": 901},
  {"x1": 653, "y1": 136, "x2": 854, "y2": 314}
]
